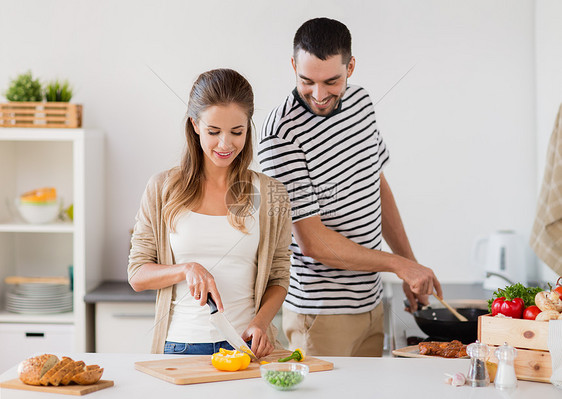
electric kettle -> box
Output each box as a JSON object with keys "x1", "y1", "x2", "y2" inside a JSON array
[{"x1": 472, "y1": 230, "x2": 528, "y2": 291}]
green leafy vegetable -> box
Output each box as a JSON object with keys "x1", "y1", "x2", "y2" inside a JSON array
[{"x1": 487, "y1": 283, "x2": 544, "y2": 313}]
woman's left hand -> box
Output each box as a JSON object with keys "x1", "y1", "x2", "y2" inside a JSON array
[{"x1": 241, "y1": 321, "x2": 273, "y2": 359}]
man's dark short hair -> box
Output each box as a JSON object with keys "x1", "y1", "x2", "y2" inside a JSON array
[{"x1": 293, "y1": 17, "x2": 352, "y2": 64}]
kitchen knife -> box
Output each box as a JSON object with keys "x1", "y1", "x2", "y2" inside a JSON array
[{"x1": 206, "y1": 294, "x2": 258, "y2": 361}]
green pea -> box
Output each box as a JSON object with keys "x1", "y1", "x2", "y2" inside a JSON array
[{"x1": 265, "y1": 371, "x2": 304, "y2": 390}]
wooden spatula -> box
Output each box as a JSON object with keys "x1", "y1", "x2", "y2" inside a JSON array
[{"x1": 433, "y1": 291, "x2": 468, "y2": 322}]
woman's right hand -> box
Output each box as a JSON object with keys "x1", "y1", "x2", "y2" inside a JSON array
[{"x1": 184, "y1": 262, "x2": 224, "y2": 311}]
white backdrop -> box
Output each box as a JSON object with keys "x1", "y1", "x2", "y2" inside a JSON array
[
  {"x1": 535, "y1": 0, "x2": 562, "y2": 283},
  {"x1": 0, "y1": 0, "x2": 542, "y2": 283}
]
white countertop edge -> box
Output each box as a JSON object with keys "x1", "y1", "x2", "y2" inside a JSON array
[{"x1": 0, "y1": 353, "x2": 559, "y2": 398}]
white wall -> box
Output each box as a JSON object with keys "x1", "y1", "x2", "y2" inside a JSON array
[
  {"x1": 0, "y1": 0, "x2": 538, "y2": 283},
  {"x1": 535, "y1": 0, "x2": 562, "y2": 283}
]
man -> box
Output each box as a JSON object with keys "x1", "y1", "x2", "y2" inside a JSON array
[{"x1": 258, "y1": 17, "x2": 442, "y2": 357}]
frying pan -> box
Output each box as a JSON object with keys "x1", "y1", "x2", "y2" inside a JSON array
[{"x1": 406, "y1": 301, "x2": 488, "y2": 344}]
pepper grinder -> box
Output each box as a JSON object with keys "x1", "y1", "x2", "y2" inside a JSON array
[
  {"x1": 466, "y1": 340, "x2": 490, "y2": 387},
  {"x1": 494, "y1": 342, "x2": 517, "y2": 390}
]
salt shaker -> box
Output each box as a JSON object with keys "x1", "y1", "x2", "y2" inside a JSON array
[
  {"x1": 494, "y1": 342, "x2": 517, "y2": 390},
  {"x1": 466, "y1": 340, "x2": 490, "y2": 387}
]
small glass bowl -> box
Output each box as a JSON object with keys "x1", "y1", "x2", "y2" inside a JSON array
[{"x1": 260, "y1": 362, "x2": 309, "y2": 391}]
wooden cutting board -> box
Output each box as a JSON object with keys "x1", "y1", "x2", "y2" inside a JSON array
[
  {"x1": 392, "y1": 345, "x2": 468, "y2": 359},
  {"x1": 0, "y1": 379, "x2": 114, "y2": 396},
  {"x1": 135, "y1": 349, "x2": 333, "y2": 385}
]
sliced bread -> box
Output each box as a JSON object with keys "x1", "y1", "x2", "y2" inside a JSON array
[
  {"x1": 71, "y1": 367, "x2": 104, "y2": 385},
  {"x1": 60, "y1": 360, "x2": 85, "y2": 386},
  {"x1": 49, "y1": 357, "x2": 76, "y2": 386},
  {"x1": 18, "y1": 354, "x2": 59, "y2": 386},
  {"x1": 40, "y1": 357, "x2": 72, "y2": 386}
]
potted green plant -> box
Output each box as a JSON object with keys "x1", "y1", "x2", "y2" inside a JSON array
[
  {"x1": 1, "y1": 72, "x2": 82, "y2": 128},
  {"x1": 2, "y1": 71, "x2": 43, "y2": 126},
  {"x1": 44, "y1": 80, "x2": 73, "y2": 102},
  {"x1": 4, "y1": 71, "x2": 42, "y2": 102}
]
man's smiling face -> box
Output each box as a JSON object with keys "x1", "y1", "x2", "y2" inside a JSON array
[{"x1": 292, "y1": 49, "x2": 355, "y2": 116}]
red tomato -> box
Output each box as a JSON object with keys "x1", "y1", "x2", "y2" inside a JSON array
[{"x1": 523, "y1": 305, "x2": 541, "y2": 320}]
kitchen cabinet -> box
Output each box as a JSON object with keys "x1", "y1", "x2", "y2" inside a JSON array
[
  {"x1": 0, "y1": 128, "x2": 104, "y2": 370},
  {"x1": 95, "y1": 302, "x2": 155, "y2": 353},
  {"x1": 85, "y1": 281, "x2": 157, "y2": 353},
  {"x1": 0, "y1": 323, "x2": 75, "y2": 373}
]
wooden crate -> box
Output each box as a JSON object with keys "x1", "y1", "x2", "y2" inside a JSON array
[
  {"x1": 478, "y1": 314, "x2": 551, "y2": 383},
  {"x1": 486, "y1": 346, "x2": 552, "y2": 383},
  {"x1": 0, "y1": 102, "x2": 82, "y2": 128},
  {"x1": 478, "y1": 314, "x2": 549, "y2": 350}
]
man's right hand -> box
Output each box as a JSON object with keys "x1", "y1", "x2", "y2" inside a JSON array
[{"x1": 396, "y1": 259, "x2": 442, "y2": 311}]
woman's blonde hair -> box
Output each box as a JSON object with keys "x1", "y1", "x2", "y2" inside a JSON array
[{"x1": 162, "y1": 69, "x2": 255, "y2": 233}]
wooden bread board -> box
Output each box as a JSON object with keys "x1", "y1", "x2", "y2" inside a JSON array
[
  {"x1": 135, "y1": 349, "x2": 333, "y2": 385},
  {"x1": 392, "y1": 345, "x2": 468, "y2": 359},
  {"x1": 0, "y1": 379, "x2": 114, "y2": 396}
]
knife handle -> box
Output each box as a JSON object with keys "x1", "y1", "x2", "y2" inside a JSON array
[{"x1": 206, "y1": 293, "x2": 219, "y2": 314}]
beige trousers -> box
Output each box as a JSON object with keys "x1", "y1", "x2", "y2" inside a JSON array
[{"x1": 282, "y1": 303, "x2": 384, "y2": 357}]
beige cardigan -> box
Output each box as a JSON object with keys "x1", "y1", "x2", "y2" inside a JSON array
[
  {"x1": 531, "y1": 104, "x2": 562, "y2": 276},
  {"x1": 128, "y1": 170, "x2": 292, "y2": 354}
]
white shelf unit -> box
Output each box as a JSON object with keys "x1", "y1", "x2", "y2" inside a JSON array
[{"x1": 0, "y1": 128, "x2": 104, "y2": 356}]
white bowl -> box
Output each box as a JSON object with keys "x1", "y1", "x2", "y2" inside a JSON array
[{"x1": 17, "y1": 201, "x2": 59, "y2": 224}]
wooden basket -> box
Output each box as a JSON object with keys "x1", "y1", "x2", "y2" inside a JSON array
[
  {"x1": 478, "y1": 314, "x2": 552, "y2": 383},
  {"x1": 0, "y1": 102, "x2": 82, "y2": 128}
]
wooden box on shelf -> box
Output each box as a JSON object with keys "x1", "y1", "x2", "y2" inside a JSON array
[
  {"x1": 478, "y1": 314, "x2": 552, "y2": 383},
  {"x1": 0, "y1": 102, "x2": 82, "y2": 128}
]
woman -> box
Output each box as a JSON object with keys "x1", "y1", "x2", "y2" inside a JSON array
[{"x1": 128, "y1": 69, "x2": 292, "y2": 358}]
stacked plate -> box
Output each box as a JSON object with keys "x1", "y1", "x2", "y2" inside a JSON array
[{"x1": 6, "y1": 283, "x2": 73, "y2": 314}]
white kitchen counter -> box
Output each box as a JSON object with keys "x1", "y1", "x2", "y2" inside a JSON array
[{"x1": 0, "y1": 353, "x2": 559, "y2": 398}]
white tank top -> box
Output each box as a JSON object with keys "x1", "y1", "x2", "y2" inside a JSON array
[{"x1": 166, "y1": 185, "x2": 260, "y2": 343}]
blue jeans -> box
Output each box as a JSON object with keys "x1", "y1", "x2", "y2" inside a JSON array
[{"x1": 164, "y1": 340, "x2": 251, "y2": 355}]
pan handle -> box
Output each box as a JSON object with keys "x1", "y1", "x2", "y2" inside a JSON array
[{"x1": 403, "y1": 299, "x2": 431, "y2": 311}]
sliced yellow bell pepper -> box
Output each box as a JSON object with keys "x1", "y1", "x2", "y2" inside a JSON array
[{"x1": 211, "y1": 348, "x2": 251, "y2": 372}]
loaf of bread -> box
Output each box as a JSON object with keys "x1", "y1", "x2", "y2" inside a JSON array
[
  {"x1": 18, "y1": 354, "x2": 103, "y2": 386},
  {"x1": 17, "y1": 354, "x2": 59, "y2": 386}
]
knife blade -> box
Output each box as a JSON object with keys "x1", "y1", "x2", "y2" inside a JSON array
[{"x1": 207, "y1": 294, "x2": 258, "y2": 361}]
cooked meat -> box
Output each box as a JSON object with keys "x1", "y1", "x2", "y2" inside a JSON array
[{"x1": 418, "y1": 340, "x2": 467, "y2": 358}]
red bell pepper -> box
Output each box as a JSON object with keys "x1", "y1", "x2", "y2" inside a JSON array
[{"x1": 491, "y1": 297, "x2": 524, "y2": 318}]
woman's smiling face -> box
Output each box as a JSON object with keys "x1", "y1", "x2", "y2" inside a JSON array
[{"x1": 192, "y1": 103, "x2": 248, "y2": 171}]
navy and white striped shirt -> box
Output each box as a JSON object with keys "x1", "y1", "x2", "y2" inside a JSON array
[{"x1": 258, "y1": 85, "x2": 390, "y2": 314}]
